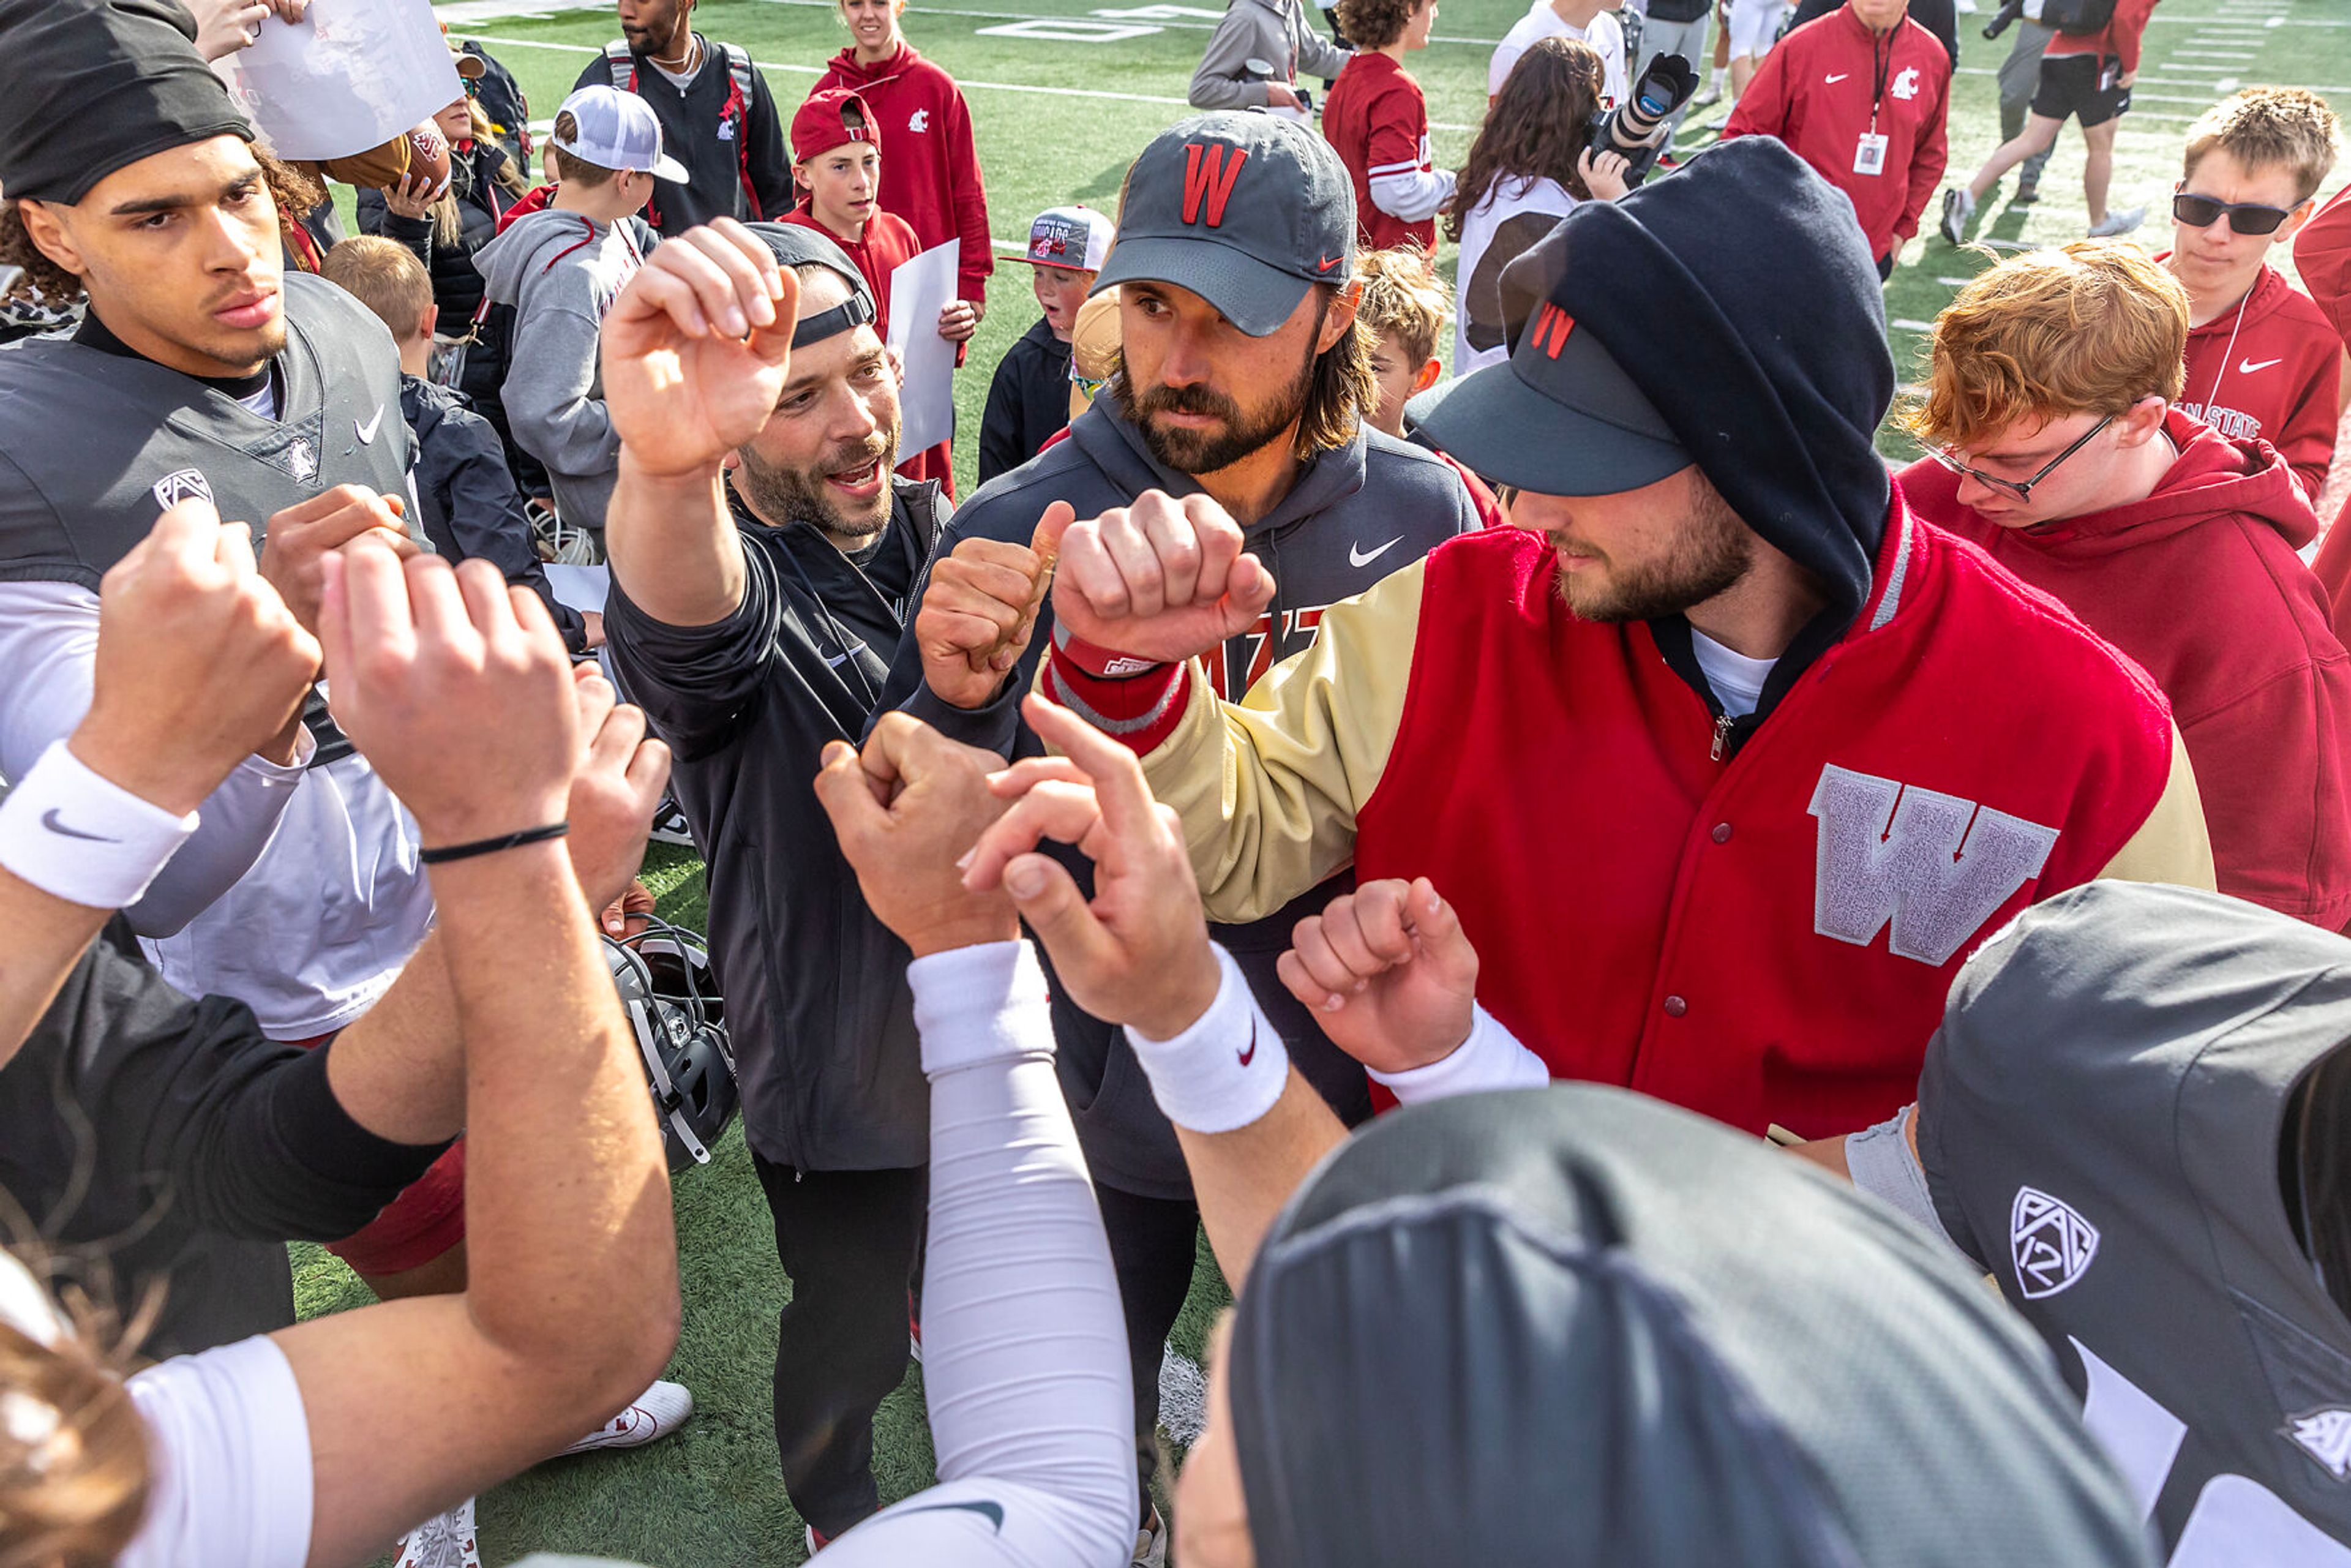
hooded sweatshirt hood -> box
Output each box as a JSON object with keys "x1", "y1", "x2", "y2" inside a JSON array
[
  {"x1": 1901, "y1": 410, "x2": 2351, "y2": 927},
  {"x1": 823, "y1": 39, "x2": 919, "y2": 88},
  {"x1": 1919, "y1": 880, "x2": 2351, "y2": 1553}
]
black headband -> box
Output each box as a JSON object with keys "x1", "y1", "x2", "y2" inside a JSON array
[{"x1": 792, "y1": 289, "x2": 876, "y2": 348}]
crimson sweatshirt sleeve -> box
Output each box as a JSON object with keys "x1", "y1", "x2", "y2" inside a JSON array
[
  {"x1": 2278, "y1": 358, "x2": 2343, "y2": 505},
  {"x1": 2110, "y1": 0, "x2": 2158, "y2": 77},
  {"x1": 1900, "y1": 59, "x2": 1952, "y2": 244},
  {"x1": 1721, "y1": 40, "x2": 1798, "y2": 143},
  {"x1": 943, "y1": 86, "x2": 994, "y2": 303},
  {"x1": 2296, "y1": 184, "x2": 2351, "y2": 350}
]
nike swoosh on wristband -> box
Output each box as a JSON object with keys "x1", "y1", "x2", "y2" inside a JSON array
[
  {"x1": 356, "y1": 405, "x2": 386, "y2": 445},
  {"x1": 1349, "y1": 536, "x2": 1403, "y2": 569},
  {"x1": 1238, "y1": 1020, "x2": 1258, "y2": 1068},
  {"x1": 2239, "y1": 356, "x2": 2284, "y2": 374},
  {"x1": 40, "y1": 809, "x2": 119, "y2": 843},
  {"x1": 1824, "y1": 72, "x2": 1850, "y2": 83},
  {"x1": 897, "y1": 1499, "x2": 1006, "y2": 1532}
]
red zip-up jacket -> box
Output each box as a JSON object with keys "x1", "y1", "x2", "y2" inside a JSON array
[
  {"x1": 1903, "y1": 411, "x2": 2351, "y2": 930},
  {"x1": 1044, "y1": 503, "x2": 2214, "y2": 1138},
  {"x1": 2161, "y1": 260, "x2": 2341, "y2": 503},
  {"x1": 2044, "y1": 0, "x2": 2158, "y2": 75},
  {"x1": 811, "y1": 43, "x2": 993, "y2": 304},
  {"x1": 2291, "y1": 179, "x2": 2351, "y2": 639},
  {"x1": 1723, "y1": 7, "x2": 1951, "y2": 261}
]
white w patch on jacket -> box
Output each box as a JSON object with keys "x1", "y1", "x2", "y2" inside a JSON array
[{"x1": 1807, "y1": 765, "x2": 2060, "y2": 967}]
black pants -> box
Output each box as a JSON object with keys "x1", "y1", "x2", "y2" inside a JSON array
[
  {"x1": 752, "y1": 1156, "x2": 927, "y2": 1538},
  {"x1": 1097, "y1": 1182, "x2": 1205, "y2": 1513}
]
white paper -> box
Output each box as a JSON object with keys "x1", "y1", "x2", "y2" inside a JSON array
[
  {"x1": 213, "y1": 0, "x2": 464, "y2": 162},
  {"x1": 544, "y1": 565, "x2": 611, "y2": 615},
  {"x1": 885, "y1": 241, "x2": 962, "y2": 456}
]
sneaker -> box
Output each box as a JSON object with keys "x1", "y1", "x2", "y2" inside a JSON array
[
  {"x1": 649, "y1": 793, "x2": 695, "y2": 847},
  {"x1": 396, "y1": 1496, "x2": 481, "y2": 1568},
  {"x1": 557, "y1": 1378, "x2": 694, "y2": 1456},
  {"x1": 1690, "y1": 82, "x2": 1723, "y2": 110},
  {"x1": 1657, "y1": 150, "x2": 1683, "y2": 171},
  {"x1": 806, "y1": 1526, "x2": 831, "y2": 1556},
  {"x1": 1938, "y1": 187, "x2": 1976, "y2": 246},
  {"x1": 2088, "y1": 206, "x2": 2146, "y2": 238},
  {"x1": 2011, "y1": 179, "x2": 2040, "y2": 208},
  {"x1": 908, "y1": 1291, "x2": 923, "y2": 1366},
  {"x1": 1133, "y1": 1506, "x2": 1169, "y2": 1568}
]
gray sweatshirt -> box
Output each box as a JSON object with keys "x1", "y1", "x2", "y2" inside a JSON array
[
  {"x1": 1189, "y1": 0, "x2": 1351, "y2": 109},
  {"x1": 473, "y1": 207, "x2": 656, "y2": 532}
]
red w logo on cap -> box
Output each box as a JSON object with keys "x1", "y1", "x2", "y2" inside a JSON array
[
  {"x1": 1530, "y1": 303, "x2": 1575, "y2": 359},
  {"x1": 1180, "y1": 144, "x2": 1249, "y2": 228}
]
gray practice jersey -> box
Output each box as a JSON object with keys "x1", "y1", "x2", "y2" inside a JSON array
[
  {"x1": 0, "y1": 271, "x2": 413, "y2": 588},
  {"x1": 1917, "y1": 882, "x2": 2351, "y2": 1565}
]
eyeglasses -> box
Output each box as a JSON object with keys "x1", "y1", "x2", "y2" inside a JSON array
[
  {"x1": 1931, "y1": 414, "x2": 2113, "y2": 504},
  {"x1": 2172, "y1": 190, "x2": 2296, "y2": 236}
]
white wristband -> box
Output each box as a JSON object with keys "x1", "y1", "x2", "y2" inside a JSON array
[
  {"x1": 1367, "y1": 1003, "x2": 1550, "y2": 1106},
  {"x1": 1127, "y1": 944, "x2": 1291, "y2": 1135},
  {"x1": 0, "y1": 740, "x2": 200, "y2": 911}
]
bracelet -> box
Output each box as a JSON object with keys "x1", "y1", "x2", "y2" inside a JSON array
[
  {"x1": 418, "y1": 821, "x2": 570, "y2": 865},
  {"x1": 1127, "y1": 944, "x2": 1291, "y2": 1135},
  {"x1": 0, "y1": 740, "x2": 200, "y2": 910}
]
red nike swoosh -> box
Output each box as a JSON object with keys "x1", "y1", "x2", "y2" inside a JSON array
[
  {"x1": 1238, "y1": 1021, "x2": 1258, "y2": 1068},
  {"x1": 1316, "y1": 255, "x2": 1340, "y2": 273}
]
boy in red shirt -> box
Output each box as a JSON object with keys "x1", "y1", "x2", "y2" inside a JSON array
[
  {"x1": 1943, "y1": 0, "x2": 2158, "y2": 242},
  {"x1": 1322, "y1": 0, "x2": 1451, "y2": 253},
  {"x1": 1900, "y1": 240, "x2": 2351, "y2": 930},
  {"x1": 2161, "y1": 88, "x2": 2342, "y2": 506},
  {"x1": 784, "y1": 88, "x2": 973, "y2": 494},
  {"x1": 812, "y1": 0, "x2": 992, "y2": 315},
  {"x1": 1722, "y1": 0, "x2": 1950, "y2": 282}
]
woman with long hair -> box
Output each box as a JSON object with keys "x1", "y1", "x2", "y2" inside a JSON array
[{"x1": 1447, "y1": 36, "x2": 1630, "y2": 374}]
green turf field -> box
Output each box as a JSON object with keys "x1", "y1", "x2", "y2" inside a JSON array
[{"x1": 296, "y1": 0, "x2": 2351, "y2": 1559}]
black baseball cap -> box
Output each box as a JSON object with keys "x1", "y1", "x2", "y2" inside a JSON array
[
  {"x1": 744, "y1": 222, "x2": 877, "y2": 349},
  {"x1": 1090, "y1": 111, "x2": 1355, "y2": 338},
  {"x1": 1408, "y1": 218, "x2": 1693, "y2": 497}
]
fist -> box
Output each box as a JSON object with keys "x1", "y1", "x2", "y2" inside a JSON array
[
  {"x1": 913, "y1": 511, "x2": 1061, "y2": 710},
  {"x1": 813, "y1": 714, "x2": 1018, "y2": 957},
  {"x1": 1275, "y1": 877, "x2": 1479, "y2": 1077},
  {"x1": 1051, "y1": 490, "x2": 1275, "y2": 666}
]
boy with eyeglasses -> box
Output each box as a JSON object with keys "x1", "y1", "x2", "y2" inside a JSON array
[
  {"x1": 2159, "y1": 88, "x2": 2343, "y2": 506},
  {"x1": 1900, "y1": 240, "x2": 2351, "y2": 931}
]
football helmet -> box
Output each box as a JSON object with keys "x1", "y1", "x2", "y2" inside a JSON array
[{"x1": 606, "y1": 917, "x2": 737, "y2": 1172}]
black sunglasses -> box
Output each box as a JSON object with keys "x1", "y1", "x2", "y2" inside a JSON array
[
  {"x1": 2172, "y1": 190, "x2": 2297, "y2": 236},
  {"x1": 1932, "y1": 415, "x2": 2113, "y2": 504}
]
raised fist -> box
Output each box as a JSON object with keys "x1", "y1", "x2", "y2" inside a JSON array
[
  {"x1": 600, "y1": 220, "x2": 795, "y2": 479},
  {"x1": 1277, "y1": 877, "x2": 1479, "y2": 1077},
  {"x1": 1049, "y1": 490, "x2": 1275, "y2": 667}
]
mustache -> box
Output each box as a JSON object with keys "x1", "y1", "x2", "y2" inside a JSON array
[
  {"x1": 1133, "y1": 381, "x2": 1242, "y2": 424},
  {"x1": 821, "y1": 433, "x2": 891, "y2": 475}
]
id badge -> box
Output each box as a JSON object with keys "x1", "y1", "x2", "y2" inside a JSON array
[{"x1": 1854, "y1": 132, "x2": 1889, "y2": 177}]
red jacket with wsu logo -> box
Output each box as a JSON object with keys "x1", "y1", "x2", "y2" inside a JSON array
[
  {"x1": 811, "y1": 43, "x2": 992, "y2": 303},
  {"x1": 1043, "y1": 505, "x2": 2216, "y2": 1139},
  {"x1": 1322, "y1": 51, "x2": 1440, "y2": 253},
  {"x1": 1722, "y1": 7, "x2": 1951, "y2": 261},
  {"x1": 1902, "y1": 413, "x2": 2351, "y2": 929},
  {"x1": 2161, "y1": 260, "x2": 2342, "y2": 504},
  {"x1": 2291, "y1": 178, "x2": 2351, "y2": 643}
]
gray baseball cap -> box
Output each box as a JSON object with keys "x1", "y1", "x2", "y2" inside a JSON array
[
  {"x1": 1091, "y1": 111, "x2": 1356, "y2": 338},
  {"x1": 1408, "y1": 217, "x2": 1694, "y2": 496}
]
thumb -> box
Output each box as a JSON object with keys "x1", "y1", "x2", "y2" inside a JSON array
[
  {"x1": 1217, "y1": 552, "x2": 1277, "y2": 634},
  {"x1": 1409, "y1": 877, "x2": 1479, "y2": 988},
  {"x1": 1033, "y1": 500, "x2": 1077, "y2": 559},
  {"x1": 1002, "y1": 851, "x2": 1118, "y2": 976}
]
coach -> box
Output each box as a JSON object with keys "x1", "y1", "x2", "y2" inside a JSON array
[{"x1": 1026, "y1": 138, "x2": 2214, "y2": 1144}]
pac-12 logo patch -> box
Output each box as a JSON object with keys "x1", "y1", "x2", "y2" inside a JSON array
[
  {"x1": 2011, "y1": 1186, "x2": 2099, "y2": 1300},
  {"x1": 2287, "y1": 1409, "x2": 2351, "y2": 1481},
  {"x1": 151, "y1": 468, "x2": 214, "y2": 511}
]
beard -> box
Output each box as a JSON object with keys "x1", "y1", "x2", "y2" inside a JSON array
[
  {"x1": 1109, "y1": 320, "x2": 1321, "y2": 477},
  {"x1": 732, "y1": 416, "x2": 901, "y2": 549},
  {"x1": 1553, "y1": 472, "x2": 1755, "y2": 623}
]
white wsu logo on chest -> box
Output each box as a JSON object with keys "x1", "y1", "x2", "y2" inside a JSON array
[{"x1": 1807, "y1": 765, "x2": 2060, "y2": 967}]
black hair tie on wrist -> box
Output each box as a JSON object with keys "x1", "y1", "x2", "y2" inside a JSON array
[{"x1": 418, "y1": 822, "x2": 571, "y2": 865}]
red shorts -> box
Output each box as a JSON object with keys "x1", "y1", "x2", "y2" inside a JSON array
[{"x1": 288, "y1": 1032, "x2": 468, "y2": 1277}]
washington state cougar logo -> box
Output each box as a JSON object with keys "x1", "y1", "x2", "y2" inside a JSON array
[
  {"x1": 151, "y1": 468, "x2": 214, "y2": 511},
  {"x1": 1808, "y1": 765, "x2": 2059, "y2": 966},
  {"x1": 2011, "y1": 1186, "x2": 2099, "y2": 1300},
  {"x1": 2287, "y1": 1409, "x2": 2351, "y2": 1481}
]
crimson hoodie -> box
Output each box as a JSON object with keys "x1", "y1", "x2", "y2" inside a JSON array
[
  {"x1": 812, "y1": 43, "x2": 993, "y2": 304},
  {"x1": 1902, "y1": 409, "x2": 2351, "y2": 929},
  {"x1": 2290, "y1": 178, "x2": 2351, "y2": 639},
  {"x1": 1722, "y1": 7, "x2": 1951, "y2": 262},
  {"x1": 2163, "y1": 258, "x2": 2341, "y2": 504},
  {"x1": 2043, "y1": 0, "x2": 2158, "y2": 75}
]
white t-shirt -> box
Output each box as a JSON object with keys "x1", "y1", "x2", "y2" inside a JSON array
[
  {"x1": 1690, "y1": 629, "x2": 1778, "y2": 718},
  {"x1": 1452, "y1": 175, "x2": 1580, "y2": 374},
  {"x1": 122, "y1": 1336, "x2": 314, "y2": 1568},
  {"x1": 1488, "y1": 2, "x2": 1629, "y2": 105}
]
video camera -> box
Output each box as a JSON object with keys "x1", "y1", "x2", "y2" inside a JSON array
[{"x1": 1584, "y1": 53, "x2": 1700, "y2": 189}]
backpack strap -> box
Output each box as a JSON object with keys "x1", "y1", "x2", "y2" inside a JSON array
[
  {"x1": 604, "y1": 39, "x2": 634, "y2": 91},
  {"x1": 719, "y1": 42, "x2": 764, "y2": 219}
]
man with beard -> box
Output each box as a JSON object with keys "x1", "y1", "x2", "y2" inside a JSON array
[
  {"x1": 576, "y1": 0, "x2": 794, "y2": 233},
  {"x1": 872, "y1": 110, "x2": 1477, "y2": 1564},
  {"x1": 1009, "y1": 137, "x2": 2216, "y2": 1155},
  {"x1": 597, "y1": 219, "x2": 946, "y2": 1551}
]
